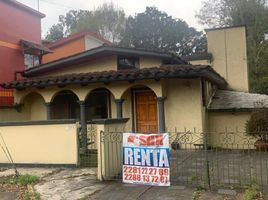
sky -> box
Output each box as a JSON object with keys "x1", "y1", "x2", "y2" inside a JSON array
[{"x1": 17, "y1": 0, "x2": 204, "y2": 38}]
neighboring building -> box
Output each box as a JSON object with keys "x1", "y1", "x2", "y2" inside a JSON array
[
  {"x1": 42, "y1": 31, "x2": 113, "y2": 64},
  {"x1": 0, "y1": 0, "x2": 51, "y2": 106}
]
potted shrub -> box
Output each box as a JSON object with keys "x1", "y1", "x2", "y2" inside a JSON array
[{"x1": 246, "y1": 108, "x2": 268, "y2": 151}]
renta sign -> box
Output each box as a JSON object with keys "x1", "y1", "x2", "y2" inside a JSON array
[{"x1": 122, "y1": 133, "x2": 170, "y2": 186}]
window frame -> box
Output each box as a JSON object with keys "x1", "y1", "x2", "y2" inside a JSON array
[{"x1": 117, "y1": 56, "x2": 140, "y2": 70}]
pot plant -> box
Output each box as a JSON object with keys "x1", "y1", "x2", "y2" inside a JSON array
[{"x1": 246, "y1": 108, "x2": 268, "y2": 151}]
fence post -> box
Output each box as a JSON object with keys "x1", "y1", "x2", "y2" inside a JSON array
[{"x1": 204, "y1": 132, "x2": 211, "y2": 190}]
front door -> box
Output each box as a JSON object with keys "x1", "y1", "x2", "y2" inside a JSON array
[{"x1": 135, "y1": 91, "x2": 158, "y2": 133}]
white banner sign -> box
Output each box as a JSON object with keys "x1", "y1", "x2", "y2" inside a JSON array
[{"x1": 122, "y1": 133, "x2": 170, "y2": 186}]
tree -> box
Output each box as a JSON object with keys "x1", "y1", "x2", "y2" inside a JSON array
[
  {"x1": 45, "y1": 24, "x2": 64, "y2": 41},
  {"x1": 45, "y1": 3, "x2": 126, "y2": 44},
  {"x1": 196, "y1": 0, "x2": 268, "y2": 93},
  {"x1": 120, "y1": 7, "x2": 207, "y2": 56}
]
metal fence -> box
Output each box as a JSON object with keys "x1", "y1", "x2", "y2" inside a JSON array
[
  {"x1": 80, "y1": 127, "x2": 268, "y2": 189},
  {"x1": 169, "y1": 130, "x2": 268, "y2": 190}
]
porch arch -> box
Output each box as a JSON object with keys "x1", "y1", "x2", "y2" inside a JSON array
[
  {"x1": 21, "y1": 92, "x2": 46, "y2": 121},
  {"x1": 117, "y1": 82, "x2": 163, "y2": 100},
  {"x1": 50, "y1": 90, "x2": 79, "y2": 119},
  {"x1": 84, "y1": 88, "x2": 114, "y2": 120}
]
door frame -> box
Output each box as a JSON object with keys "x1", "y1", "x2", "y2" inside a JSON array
[{"x1": 131, "y1": 88, "x2": 158, "y2": 133}]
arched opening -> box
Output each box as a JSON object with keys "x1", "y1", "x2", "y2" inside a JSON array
[
  {"x1": 121, "y1": 86, "x2": 158, "y2": 133},
  {"x1": 51, "y1": 90, "x2": 79, "y2": 119},
  {"x1": 22, "y1": 92, "x2": 46, "y2": 120},
  {"x1": 85, "y1": 88, "x2": 112, "y2": 120}
]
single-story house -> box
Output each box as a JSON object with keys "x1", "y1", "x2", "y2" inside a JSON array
[{"x1": 1, "y1": 25, "x2": 268, "y2": 150}]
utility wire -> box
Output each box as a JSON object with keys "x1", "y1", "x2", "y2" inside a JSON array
[{"x1": 40, "y1": 0, "x2": 85, "y2": 10}]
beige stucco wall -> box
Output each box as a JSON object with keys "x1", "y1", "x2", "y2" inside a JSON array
[
  {"x1": 40, "y1": 55, "x2": 117, "y2": 77},
  {"x1": 165, "y1": 79, "x2": 204, "y2": 132},
  {"x1": 0, "y1": 108, "x2": 29, "y2": 122},
  {"x1": 207, "y1": 27, "x2": 249, "y2": 92},
  {"x1": 0, "y1": 123, "x2": 78, "y2": 164},
  {"x1": 189, "y1": 59, "x2": 211, "y2": 66},
  {"x1": 208, "y1": 112, "x2": 256, "y2": 148}
]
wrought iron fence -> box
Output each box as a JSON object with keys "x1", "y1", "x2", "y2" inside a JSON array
[
  {"x1": 169, "y1": 129, "x2": 268, "y2": 190},
  {"x1": 81, "y1": 126, "x2": 268, "y2": 189}
]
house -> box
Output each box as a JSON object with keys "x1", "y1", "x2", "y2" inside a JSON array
[
  {"x1": 0, "y1": 0, "x2": 51, "y2": 106},
  {"x1": 42, "y1": 31, "x2": 113, "y2": 64},
  {"x1": 1, "y1": 25, "x2": 266, "y2": 139}
]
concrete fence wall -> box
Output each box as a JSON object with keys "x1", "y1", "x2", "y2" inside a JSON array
[{"x1": 0, "y1": 120, "x2": 79, "y2": 166}]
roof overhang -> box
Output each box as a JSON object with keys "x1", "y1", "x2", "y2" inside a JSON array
[
  {"x1": 20, "y1": 40, "x2": 53, "y2": 56},
  {"x1": 0, "y1": 65, "x2": 227, "y2": 90},
  {"x1": 23, "y1": 46, "x2": 187, "y2": 77}
]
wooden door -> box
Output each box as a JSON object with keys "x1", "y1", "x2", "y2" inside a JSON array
[{"x1": 135, "y1": 91, "x2": 158, "y2": 133}]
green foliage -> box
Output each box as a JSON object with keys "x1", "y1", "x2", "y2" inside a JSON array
[
  {"x1": 45, "y1": 2, "x2": 126, "y2": 43},
  {"x1": 243, "y1": 180, "x2": 260, "y2": 200},
  {"x1": 15, "y1": 174, "x2": 39, "y2": 186},
  {"x1": 0, "y1": 174, "x2": 39, "y2": 186},
  {"x1": 23, "y1": 191, "x2": 41, "y2": 200},
  {"x1": 246, "y1": 109, "x2": 268, "y2": 137},
  {"x1": 45, "y1": 24, "x2": 64, "y2": 41},
  {"x1": 197, "y1": 0, "x2": 268, "y2": 93},
  {"x1": 120, "y1": 7, "x2": 207, "y2": 56}
]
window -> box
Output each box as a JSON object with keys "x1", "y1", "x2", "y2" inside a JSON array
[
  {"x1": 24, "y1": 54, "x2": 40, "y2": 69},
  {"x1": 118, "y1": 56, "x2": 139, "y2": 69}
]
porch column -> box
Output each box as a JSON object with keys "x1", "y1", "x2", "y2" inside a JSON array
[
  {"x1": 78, "y1": 101, "x2": 87, "y2": 149},
  {"x1": 44, "y1": 102, "x2": 52, "y2": 120},
  {"x1": 114, "y1": 99, "x2": 125, "y2": 118},
  {"x1": 157, "y1": 97, "x2": 166, "y2": 133}
]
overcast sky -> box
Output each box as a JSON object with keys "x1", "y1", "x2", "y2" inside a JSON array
[{"x1": 17, "y1": 0, "x2": 204, "y2": 38}]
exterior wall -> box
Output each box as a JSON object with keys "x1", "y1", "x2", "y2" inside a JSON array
[
  {"x1": 207, "y1": 27, "x2": 249, "y2": 92},
  {"x1": 0, "y1": 1, "x2": 42, "y2": 106},
  {"x1": 40, "y1": 56, "x2": 163, "y2": 77},
  {"x1": 85, "y1": 35, "x2": 104, "y2": 50},
  {"x1": 43, "y1": 37, "x2": 85, "y2": 63},
  {"x1": 208, "y1": 112, "x2": 255, "y2": 148},
  {"x1": 40, "y1": 55, "x2": 117, "y2": 77},
  {"x1": 0, "y1": 108, "x2": 30, "y2": 122},
  {"x1": 165, "y1": 79, "x2": 204, "y2": 132},
  {"x1": 0, "y1": 123, "x2": 78, "y2": 165},
  {"x1": 188, "y1": 59, "x2": 211, "y2": 66},
  {"x1": 0, "y1": 1, "x2": 42, "y2": 83}
]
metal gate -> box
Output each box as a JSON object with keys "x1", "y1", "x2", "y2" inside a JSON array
[{"x1": 79, "y1": 124, "x2": 98, "y2": 167}]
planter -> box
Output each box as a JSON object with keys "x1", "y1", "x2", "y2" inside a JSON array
[{"x1": 254, "y1": 139, "x2": 268, "y2": 151}]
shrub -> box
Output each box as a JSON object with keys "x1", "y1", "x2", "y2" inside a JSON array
[{"x1": 246, "y1": 109, "x2": 268, "y2": 141}]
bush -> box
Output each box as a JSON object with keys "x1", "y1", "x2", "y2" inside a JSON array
[
  {"x1": 246, "y1": 109, "x2": 268, "y2": 140},
  {"x1": 243, "y1": 180, "x2": 260, "y2": 200}
]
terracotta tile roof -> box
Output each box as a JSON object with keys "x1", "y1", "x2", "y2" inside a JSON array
[
  {"x1": 0, "y1": 65, "x2": 227, "y2": 90},
  {"x1": 208, "y1": 90, "x2": 268, "y2": 110}
]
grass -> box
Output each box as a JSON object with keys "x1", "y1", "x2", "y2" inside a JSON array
[
  {"x1": 243, "y1": 180, "x2": 260, "y2": 200},
  {"x1": 0, "y1": 174, "x2": 39, "y2": 186},
  {"x1": 23, "y1": 191, "x2": 41, "y2": 200}
]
